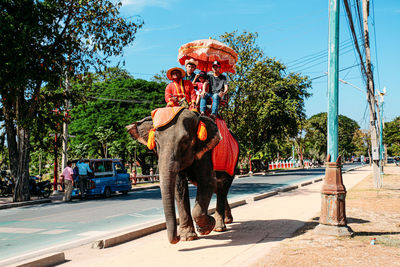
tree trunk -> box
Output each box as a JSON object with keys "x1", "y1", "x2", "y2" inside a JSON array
[
  {"x1": 13, "y1": 127, "x2": 31, "y2": 201},
  {"x1": 3, "y1": 103, "x2": 31, "y2": 201}
]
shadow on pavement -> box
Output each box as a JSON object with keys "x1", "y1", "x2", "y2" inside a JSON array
[{"x1": 178, "y1": 219, "x2": 308, "y2": 252}]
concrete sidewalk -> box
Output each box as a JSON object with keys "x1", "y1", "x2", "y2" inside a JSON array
[{"x1": 43, "y1": 166, "x2": 371, "y2": 267}]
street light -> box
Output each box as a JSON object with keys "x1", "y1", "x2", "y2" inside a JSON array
[{"x1": 377, "y1": 87, "x2": 386, "y2": 175}]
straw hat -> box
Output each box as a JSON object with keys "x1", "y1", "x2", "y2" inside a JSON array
[
  {"x1": 185, "y1": 58, "x2": 199, "y2": 67},
  {"x1": 166, "y1": 67, "x2": 186, "y2": 80}
]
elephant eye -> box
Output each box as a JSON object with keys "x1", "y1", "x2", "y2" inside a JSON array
[{"x1": 180, "y1": 135, "x2": 191, "y2": 151}]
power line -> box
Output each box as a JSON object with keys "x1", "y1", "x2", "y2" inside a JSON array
[
  {"x1": 292, "y1": 45, "x2": 356, "y2": 73},
  {"x1": 285, "y1": 38, "x2": 353, "y2": 66},
  {"x1": 343, "y1": 0, "x2": 368, "y2": 80},
  {"x1": 309, "y1": 64, "x2": 360, "y2": 81},
  {"x1": 371, "y1": 0, "x2": 381, "y2": 90},
  {"x1": 286, "y1": 39, "x2": 355, "y2": 70},
  {"x1": 86, "y1": 96, "x2": 147, "y2": 104}
]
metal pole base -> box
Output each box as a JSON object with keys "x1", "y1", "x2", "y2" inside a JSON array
[
  {"x1": 317, "y1": 155, "x2": 352, "y2": 236},
  {"x1": 314, "y1": 223, "x2": 353, "y2": 237}
]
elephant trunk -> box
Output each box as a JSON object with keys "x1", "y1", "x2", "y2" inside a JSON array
[{"x1": 159, "y1": 167, "x2": 180, "y2": 244}]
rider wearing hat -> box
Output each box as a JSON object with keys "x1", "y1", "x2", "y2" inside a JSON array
[
  {"x1": 199, "y1": 60, "x2": 228, "y2": 119},
  {"x1": 165, "y1": 67, "x2": 197, "y2": 109},
  {"x1": 183, "y1": 58, "x2": 199, "y2": 82}
]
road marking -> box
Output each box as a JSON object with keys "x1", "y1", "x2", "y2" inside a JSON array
[
  {"x1": 140, "y1": 207, "x2": 162, "y2": 212},
  {"x1": 128, "y1": 213, "x2": 160, "y2": 218},
  {"x1": 105, "y1": 214, "x2": 123, "y2": 219},
  {"x1": 0, "y1": 227, "x2": 45, "y2": 234},
  {"x1": 40, "y1": 229, "x2": 71, "y2": 235},
  {"x1": 78, "y1": 231, "x2": 109, "y2": 237}
]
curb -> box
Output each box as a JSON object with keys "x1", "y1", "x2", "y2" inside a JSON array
[
  {"x1": 92, "y1": 222, "x2": 167, "y2": 249},
  {"x1": 13, "y1": 252, "x2": 65, "y2": 267},
  {"x1": 0, "y1": 199, "x2": 51, "y2": 210}
]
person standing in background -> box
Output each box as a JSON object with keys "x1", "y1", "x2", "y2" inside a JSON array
[
  {"x1": 77, "y1": 159, "x2": 92, "y2": 199},
  {"x1": 60, "y1": 161, "x2": 74, "y2": 202}
]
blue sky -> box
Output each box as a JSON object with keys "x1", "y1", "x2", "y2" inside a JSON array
[{"x1": 117, "y1": 0, "x2": 399, "y2": 129}]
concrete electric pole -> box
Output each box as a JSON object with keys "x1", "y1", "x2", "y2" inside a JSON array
[{"x1": 363, "y1": 0, "x2": 381, "y2": 188}]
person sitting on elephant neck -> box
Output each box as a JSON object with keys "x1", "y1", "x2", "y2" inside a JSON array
[
  {"x1": 165, "y1": 67, "x2": 197, "y2": 110},
  {"x1": 199, "y1": 60, "x2": 228, "y2": 120}
]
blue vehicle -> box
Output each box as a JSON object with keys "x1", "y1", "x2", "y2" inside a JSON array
[{"x1": 71, "y1": 159, "x2": 131, "y2": 198}]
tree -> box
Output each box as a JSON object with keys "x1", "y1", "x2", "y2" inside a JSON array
[
  {"x1": 152, "y1": 70, "x2": 169, "y2": 84},
  {"x1": 219, "y1": 31, "x2": 311, "y2": 162},
  {"x1": 69, "y1": 68, "x2": 165, "y2": 164},
  {"x1": 0, "y1": 0, "x2": 143, "y2": 201},
  {"x1": 352, "y1": 129, "x2": 369, "y2": 157},
  {"x1": 384, "y1": 117, "x2": 400, "y2": 156},
  {"x1": 304, "y1": 113, "x2": 361, "y2": 161}
]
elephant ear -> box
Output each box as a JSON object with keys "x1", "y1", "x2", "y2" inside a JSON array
[
  {"x1": 194, "y1": 116, "x2": 221, "y2": 160},
  {"x1": 126, "y1": 116, "x2": 154, "y2": 146}
]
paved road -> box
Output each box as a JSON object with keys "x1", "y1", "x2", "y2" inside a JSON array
[{"x1": 0, "y1": 164, "x2": 360, "y2": 263}]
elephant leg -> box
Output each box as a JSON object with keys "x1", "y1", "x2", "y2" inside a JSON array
[
  {"x1": 175, "y1": 173, "x2": 197, "y2": 241},
  {"x1": 214, "y1": 173, "x2": 234, "y2": 232},
  {"x1": 224, "y1": 198, "x2": 233, "y2": 224},
  {"x1": 192, "y1": 183, "x2": 215, "y2": 236}
]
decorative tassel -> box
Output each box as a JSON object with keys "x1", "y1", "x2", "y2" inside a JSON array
[
  {"x1": 147, "y1": 128, "x2": 156, "y2": 150},
  {"x1": 197, "y1": 121, "x2": 207, "y2": 141}
]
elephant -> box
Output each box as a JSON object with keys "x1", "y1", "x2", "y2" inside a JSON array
[{"x1": 126, "y1": 108, "x2": 238, "y2": 244}]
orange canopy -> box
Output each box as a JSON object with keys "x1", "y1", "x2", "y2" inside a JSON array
[{"x1": 178, "y1": 39, "x2": 238, "y2": 74}]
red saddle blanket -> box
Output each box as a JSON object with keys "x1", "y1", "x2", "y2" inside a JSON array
[
  {"x1": 212, "y1": 118, "x2": 239, "y2": 176},
  {"x1": 151, "y1": 107, "x2": 184, "y2": 129}
]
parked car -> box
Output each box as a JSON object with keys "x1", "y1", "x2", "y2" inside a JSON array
[
  {"x1": 387, "y1": 157, "x2": 396, "y2": 164},
  {"x1": 71, "y1": 159, "x2": 131, "y2": 198}
]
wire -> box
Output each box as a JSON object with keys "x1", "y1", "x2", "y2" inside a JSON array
[
  {"x1": 309, "y1": 64, "x2": 361, "y2": 81},
  {"x1": 86, "y1": 96, "x2": 148, "y2": 104},
  {"x1": 292, "y1": 45, "x2": 356, "y2": 73},
  {"x1": 371, "y1": 0, "x2": 381, "y2": 90},
  {"x1": 286, "y1": 38, "x2": 353, "y2": 66},
  {"x1": 286, "y1": 39, "x2": 355, "y2": 70}
]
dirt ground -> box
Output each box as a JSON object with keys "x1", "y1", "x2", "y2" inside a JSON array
[{"x1": 254, "y1": 166, "x2": 400, "y2": 267}]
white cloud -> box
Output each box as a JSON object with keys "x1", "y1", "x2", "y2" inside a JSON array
[
  {"x1": 142, "y1": 24, "x2": 181, "y2": 32},
  {"x1": 121, "y1": 0, "x2": 173, "y2": 11}
]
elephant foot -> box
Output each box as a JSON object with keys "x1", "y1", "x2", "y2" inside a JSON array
[
  {"x1": 179, "y1": 227, "x2": 198, "y2": 241},
  {"x1": 180, "y1": 234, "x2": 198, "y2": 241},
  {"x1": 214, "y1": 217, "x2": 227, "y2": 232},
  {"x1": 196, "y1": 216, "x2": 216, "y2": 236},
  {"x1": 224, "y1": 216, "x2": 233, "y2": 224},
  {"x1": 213, "y1": 225, "x2": 227, "y2": 232}
]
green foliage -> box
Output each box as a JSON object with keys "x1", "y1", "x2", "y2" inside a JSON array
[
  {"x1": 152, "y1": 70, "x2": 169, "y2": 84},
  {"x1": 69, "y1": 68, "x2": 165, "y2": 160},
  {"x1": 219, "y1": 31, "x2": 311, "y2": 161},
  {"x1": 0, "y1": 0, "x2": 143, "y2": 201},
  {"x1": 352, "y1": 129, "x2": 369, "y2": 156},
  {"x1": 384, "y1": 117, "x2": 400, "y2": 156},
  {"x1": 304, "y1": 112, "x2": 362, "y2": 160}
]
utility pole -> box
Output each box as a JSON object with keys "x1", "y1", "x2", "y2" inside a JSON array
[
  {"x1": 363, "y1": 0, "x2": 381, "y2": 188},
  {"x1": 61, "y1": 72, "x2": 70, "y2": 171},
  {"x1": 378, "y1": 87, "x2": 386, "y2": 175},
  {"x1": 316, "y1": 0, "x2": 352, "y2": 236}
]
